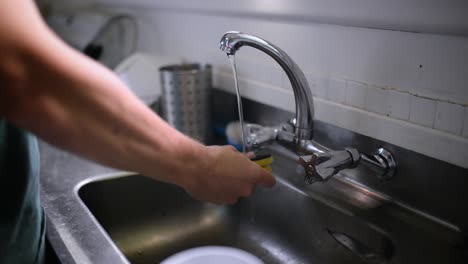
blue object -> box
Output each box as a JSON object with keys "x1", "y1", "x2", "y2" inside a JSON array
[{"x1": 227, "y1": 138, "x2": 242, "y2": 152}]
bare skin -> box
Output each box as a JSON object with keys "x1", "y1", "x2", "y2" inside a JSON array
[{"x1": 0, "y1": 1, "x2": 275, "y2": 204}]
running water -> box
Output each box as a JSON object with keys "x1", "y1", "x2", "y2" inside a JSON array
[
  {"x1": 228, "y1": 55, "x2": 247, "y2": 153},
  {"x1": 228, "y1": 55, "x2": 255, "y2": 224}
]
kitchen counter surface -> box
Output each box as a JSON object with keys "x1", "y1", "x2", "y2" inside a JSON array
[{"x1": 39, "y1": 141, "x2": 131, "y2": 264}]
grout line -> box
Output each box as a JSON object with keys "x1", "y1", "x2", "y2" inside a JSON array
[
  {"x1": 302, "y1": 70, "x2": 468, "y2": 107},
  {"x1": 230, "y1": 64, "x2": 467, "y2": 107}
]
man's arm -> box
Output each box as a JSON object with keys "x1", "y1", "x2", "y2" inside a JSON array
[{"x1": 0, "y1": 1, "x2": 275, "y2": 204}]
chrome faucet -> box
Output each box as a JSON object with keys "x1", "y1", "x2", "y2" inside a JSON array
[
  {"x1": 220, "y1": 31, "x2": 314, "y2": 143},
  {"x1": 220, "y1": 32, "x2": 397, "y2": 184}
]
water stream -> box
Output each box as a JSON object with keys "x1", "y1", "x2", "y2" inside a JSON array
[
  {"x1": 228, "y1": 55, "x2": 257, "y2": 224},
  {"x1": 228, "y1": 55, "x2": 247, "y2": 153}
]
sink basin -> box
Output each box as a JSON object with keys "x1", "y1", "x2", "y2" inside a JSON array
[{"x1": 78, "y1": 153, "x2": 465, "y2": 264}]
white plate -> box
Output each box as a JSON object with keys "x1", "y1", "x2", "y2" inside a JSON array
[
  {"x1": 115, "y1": 53, "x2": 181, "y2": 105},
  {"x1": 161, "y1": 246, "x2": 264, "y2": 264}
]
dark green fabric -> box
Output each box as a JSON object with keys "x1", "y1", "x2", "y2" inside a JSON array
[{"x1": 0, "y1": 119, "x2": 45, "y2": 264}]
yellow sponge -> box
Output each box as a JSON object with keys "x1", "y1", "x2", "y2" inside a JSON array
[
  {"x1": 254, "y1": 155, "x2": 273, "y2": 168},
  {"x1": 262, "y1": 165, "x2": 272, "y2": 173},
  {"x1": 250, "y1": 150, "x2": 273, "y2": 172}
]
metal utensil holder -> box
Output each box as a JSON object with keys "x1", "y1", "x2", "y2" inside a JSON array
[{"x1": 160, "y1": 64, "x2": 212, "y2": 143}]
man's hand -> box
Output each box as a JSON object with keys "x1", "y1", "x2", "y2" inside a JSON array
[{"x1": 180, "y1": 145, "x2": 276, "y2": 204}]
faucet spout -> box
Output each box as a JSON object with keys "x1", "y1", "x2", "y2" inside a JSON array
[{"x1": 220, "y1": 31, "x2": 314, "y2": 142}]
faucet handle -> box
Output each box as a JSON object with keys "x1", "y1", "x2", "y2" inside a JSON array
[
  {"x1": 359, "y1": 148, "x2": 397, "y2": 182},
  {"x1": 245, "y1": 122, "x2": 297, "y2": 148},
  {"x1": 299, "y1": 148, "x2": 360, "y2": 184},
  {"x1": 245, "y1": 124, "x2": 278, "y2": 148},
  {"x1": 287, "y1": 117, "x2": 296, "y2": 127}
]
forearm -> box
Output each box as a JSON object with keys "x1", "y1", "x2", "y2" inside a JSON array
[
  {"x1": 0, "y1": 17, "x2": 205, "y2": 186},
  {"x1": 0, "y1": 1, "x2": 275, "y2": 204}
]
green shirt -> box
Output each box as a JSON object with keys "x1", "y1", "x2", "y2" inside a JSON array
[{"x1": 0, "y1": 120, "x2": 45, "y2": 264}]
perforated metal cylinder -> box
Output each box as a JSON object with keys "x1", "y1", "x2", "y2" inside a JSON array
[{"x1": 160, "y1": 64, "x2": 212, "y2": 143}]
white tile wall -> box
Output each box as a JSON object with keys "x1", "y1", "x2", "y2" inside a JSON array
[
  {"x1": 345, "y1": 81, "x2": 367, "y2": 109},
  {"x1": 388, "y1": 90, "x2": 411, "y2": 120},
  {"x1": 463, "y1": 107, "x2": 468, "y2": 138},
  {"x1": 314, "y1": 75, "x2": 329, "y2": 99},
  {"x1": 267, "y1": 64, "x2": 288, "y2": 89},
  {"x1": 306, "y1": 74, "x2": 318, "y2": 97},
  {"x1": 231, "y1": 58, "x2": 255, "y2": 80},
  {"x1": 366, "y1": 86, "x2": 388, "y2": 115},
  {"x1": 434, "y1": 101, "x2": 464, "y2": 134},
  {"x1": 327, "y1": 78, "x2": 347, "y2": 103},
  {"x1": 212, "y1": 69, "x2": 233, "y2": 91},
  {"x1": 409, "y1": 96, "x2": 437, "y2": 127}
]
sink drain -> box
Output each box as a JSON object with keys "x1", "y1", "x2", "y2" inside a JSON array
[{"x1": 327, "y1": 229, "x2": 393, "y2": 264}]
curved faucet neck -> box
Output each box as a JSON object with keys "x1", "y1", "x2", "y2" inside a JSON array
[{"x1": 220, "y1": 31, "x2": 314, "y2": 141}]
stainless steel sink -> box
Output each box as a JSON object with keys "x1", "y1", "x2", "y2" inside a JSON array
[{"x1": 78, "y1": 151, "x2": 465, "y2": 264}]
